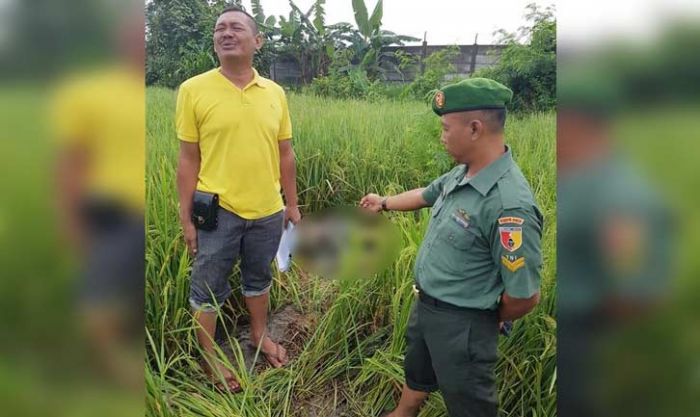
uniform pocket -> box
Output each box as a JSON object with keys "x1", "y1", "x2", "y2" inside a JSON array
[
  {"x1": 467, "y1": 319, "x2": 499, "y2": 364},
  {"x1": 440, "y1": 219, "x2": 478, "y2": 250}
]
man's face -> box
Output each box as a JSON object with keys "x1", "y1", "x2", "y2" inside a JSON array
[
  {"x1": 213, "y1": 12, "x2": 261, "y2": 61},
  {"x1": 117, "y1": 9, "x2": 145, "y2": 70},
  {"x1": 440, "y1": 112, "x2": 477, "y2": 162},
  {"x1": 557, "y1": 110, "x2": 610, "y2": 173}
]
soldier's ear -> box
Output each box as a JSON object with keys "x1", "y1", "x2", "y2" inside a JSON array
[{"x1": 470, "y1": 120, "x2": 483, "y2": 140}]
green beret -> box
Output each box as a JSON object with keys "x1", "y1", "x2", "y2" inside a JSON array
[
  {"x1": 558, "y1": 65, "x2": 623, "y2": 117},
  {"x1": 432, "y1": 78, "x2": 513, "y2": 116}
]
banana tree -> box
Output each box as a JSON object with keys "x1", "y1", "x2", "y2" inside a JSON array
[
  {"x1": 270, "y1": 0, "x2": 356, "y2": 83},
  {"x1": 350, "y1": 0, "x2": 419, "y2": 80}
]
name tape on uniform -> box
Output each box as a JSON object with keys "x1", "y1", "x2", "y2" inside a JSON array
[{"x1": 498, "y1": 216, "x2": 524, "y2": 225}]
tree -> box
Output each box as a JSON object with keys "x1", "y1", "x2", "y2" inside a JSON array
[
  {"x1": 146, "y1": 0, "x2": 276, "y2": 87},
  {"x1": 146, "y1": 0, "x2": 220, "y2": 87},
  {"x1": 475, "y1": 3, "x2": 556, "y2": 112},
  {"x1": 349, "y1": 0, "x2": 418, "y2": 80},
  {"x1": 145, "y1": 0, "x2": 418, "y2": 88},
  {"x1": 401, "y1": 46, "x2": 461, "y2": 101}
]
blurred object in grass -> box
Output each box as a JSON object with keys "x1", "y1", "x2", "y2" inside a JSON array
[
  {"x1": 294, "y1": 206, "x2": 401, "y2": 281},
  {"x1": 146, "y1": 89, "x2": 556, "y2": 416}
]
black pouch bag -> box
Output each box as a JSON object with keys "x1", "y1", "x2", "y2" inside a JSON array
[
  {"x1": 191, "y1": 191, "x2": 219, "y2": 231},
  {"x1": 81, "y1": 197, "x2": 130, "y2": 233}
]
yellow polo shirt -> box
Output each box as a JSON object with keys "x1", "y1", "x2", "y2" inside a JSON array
[
  {"x1": 176, "y1": 68, "x2": 292, "y2": 220},
  {"x1": 52, "y1": 65, "x2": 145, "y2": 211}
]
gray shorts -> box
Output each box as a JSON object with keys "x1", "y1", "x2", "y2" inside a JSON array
[
  {"x1": 189, "y1": 208, "x2": 284, "y2": 311},
  {"x1": 79, "y1": 199, "x2": 144, "y2": 310}
]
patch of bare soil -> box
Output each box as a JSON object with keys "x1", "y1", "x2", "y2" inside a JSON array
[{"x1": 216, "y1": 304, "x2": 316, "y2": 371}]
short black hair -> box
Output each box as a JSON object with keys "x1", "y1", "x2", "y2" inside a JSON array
[
  {"x1": 218, "y1": 5, "x2": 259, "y2": 34},
  {"x1": 479, "y1": 108, "x2": 507, "y2": 132}
]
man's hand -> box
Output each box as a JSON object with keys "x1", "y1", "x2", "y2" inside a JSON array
[
  {"x1": 359, "y1": 193, "x2": 384, "y2": 213},
  {"x1": 499, "y1": 320, "x2": 513, "y2": 337},
  {"x1": 182, "y1": 220, "x2": 198, "y2": 257},
  {"x1": 284, "y1": 205, "x2": 301, "y2": 227}
]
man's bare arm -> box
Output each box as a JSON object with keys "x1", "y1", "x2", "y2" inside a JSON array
[
  {"x1": 177, "y1": 141, "x2": 200, "y2": 255},
  {"x1": 360, "y1": 188, "x2": 429, "y2": 213},
  {"x1": 55, "y1": 145, "x2": 89, "y2": 251},
  {"x1": 279, "y1": 139, "x2": 300, "y2": 225}
]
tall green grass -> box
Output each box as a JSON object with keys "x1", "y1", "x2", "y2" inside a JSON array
[{"x1": 146, "y1": 87, "x2": 556, "y2": 417}]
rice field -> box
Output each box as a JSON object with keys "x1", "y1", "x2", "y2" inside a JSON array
[{"x1": 145, "y1": 87, "x2": 556, "y2": 417}]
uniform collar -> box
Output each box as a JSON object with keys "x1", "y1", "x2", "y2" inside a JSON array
[{"x1": 456, "y1": 146, "x2": 514, "y2": 196}]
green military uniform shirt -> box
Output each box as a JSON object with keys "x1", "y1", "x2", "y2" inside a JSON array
[
  {"x1": 415, "y1": 146, "x2": 543, "y2": 310},
  {"x1": 558, "y1": 154, "x2": 671, "y2": 317}
]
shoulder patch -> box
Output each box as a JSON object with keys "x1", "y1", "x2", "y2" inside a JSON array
[
  {"x1": 499, "y1": 227, "x2": 523, "y2": 251},
  {"x1": 498, "y1": 216, "x2": 524, "y2": 225}
]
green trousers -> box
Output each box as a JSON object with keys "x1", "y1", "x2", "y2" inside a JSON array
[{"x1": 404, "y1": 299, "x2": 499, "y2": 417}]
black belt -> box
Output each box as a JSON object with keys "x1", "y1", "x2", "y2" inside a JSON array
[
  {"x1": 413, "y1": 284, "x2": 499, "y2": 320},
  {"x1": 413, "y1": 284, "x2": 475, "y2": 312}
]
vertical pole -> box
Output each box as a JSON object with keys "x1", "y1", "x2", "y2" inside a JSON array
[
  {"x1": 469, "y1": 33, "x2": 479, "y2": 75},
  {"x1": 420, "y1": 31, "x2": 427, "y2": 75}
]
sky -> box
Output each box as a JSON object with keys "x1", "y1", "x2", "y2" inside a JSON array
[
  {"x1": 250, "y1": 0, "x2": 554, "y2": 45},
  {"x1": 558, "y1": 0, "x2": 700, "y2": 47}
]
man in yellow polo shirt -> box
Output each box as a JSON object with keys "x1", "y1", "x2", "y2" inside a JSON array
[
  {"x1": 176, "y1": 6, "x2": 300, "y2": 392},
  {"x1": 52, "y1": 7, "x2": 145, "y2": 391}
]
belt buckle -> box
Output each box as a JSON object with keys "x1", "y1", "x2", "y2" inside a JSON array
[{"x1": 412, "y1": 284, "x2": 420, "y2": 296}]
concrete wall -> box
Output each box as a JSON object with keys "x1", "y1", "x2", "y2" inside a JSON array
[
  {"x1": 381, "y1": 44, "x2": 505, "y2": 82},
  {"x1": 268, "y1": 44, "x2": 505, "y2": 85}
]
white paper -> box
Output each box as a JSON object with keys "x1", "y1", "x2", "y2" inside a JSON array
[{"x1": 275, "y1": 221, "x2": 296, "y2": 272}]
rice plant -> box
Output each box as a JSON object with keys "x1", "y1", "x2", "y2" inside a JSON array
[{"x1": 145, "y1": 88, "x2": 556, "y2": 417}]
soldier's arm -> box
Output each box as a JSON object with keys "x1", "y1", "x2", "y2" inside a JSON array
[
  {"x1": 361, "y1": 171, "x2": 450, "y2": 212},
  {"x1": 359, "y1": 188, "x2": 428, "y2": 212},
  {"x1": 490, "y1": 206, "x2": 544, "y2": 322},
  {"x1": 385, "y1": 188, "x2": 430, "y2": 211},
  {"x1": 499, "y1": 292, "x2": 540, "y2": 321}
]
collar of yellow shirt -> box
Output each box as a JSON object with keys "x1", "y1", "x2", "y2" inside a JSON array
[{"x1": 217, "y1": 67, "x2": 267, "y2": 90}]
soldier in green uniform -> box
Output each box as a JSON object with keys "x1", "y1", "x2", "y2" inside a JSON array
[
  {"x1": 557, "y1": 69, "x2": 673, "y2": 417},
  {"x1": 360, "y1": 78, "x2": 543, "y2": 417}
]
